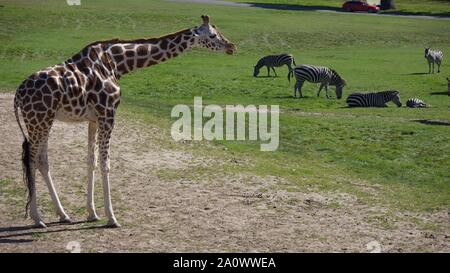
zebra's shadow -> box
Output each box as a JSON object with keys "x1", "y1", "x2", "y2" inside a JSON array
[
  {"x1": 404, "y1": 72, "x2": 429, "y2": 76},
  {"x1": 412, "y1": 119, "x2": 450, "y2": 126},
  {"x1": 430, "y1": 91, "x2": 449, "y2": 96}
]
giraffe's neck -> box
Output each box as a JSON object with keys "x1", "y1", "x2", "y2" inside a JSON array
[{"x1": 107, "y1": 28, "x2": 197, "y2": 77}]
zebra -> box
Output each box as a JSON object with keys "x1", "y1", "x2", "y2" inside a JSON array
[
  {"x1": 253, "y1": 54, "x2": 296, "y2": 77},
  {"x1": 289, "y1": 64, "x2": 346, "y2": 99},
  {"x1": 406, "y1": 98, "x2": 427, "y2": 108},
  {"x1": 346, "y1": 91, "x2": 402, "y2": 107},
  {"x1": 424, "y1": 48, "x2": 443, "y2": 73}
]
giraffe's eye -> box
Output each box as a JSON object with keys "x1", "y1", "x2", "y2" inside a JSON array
[{"x1": 209, "y1": 34, "x2": 217, "y2": 39}]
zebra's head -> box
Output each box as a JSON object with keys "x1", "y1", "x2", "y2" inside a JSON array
[
  {"x1": 390, "y1": 91, "x2": 402, "y2": 107},
  {"x1": 253, "y1": 66, "x2": 260, "y2": 77},
  {"x1": 331, "y1": 69, "x2": 346, "y2": 99},
  {"x1": 193, "y1": 15, "x2": 236, "y2": 55},
  {"x1": 424, "y1": 48, "x2": 430, "y2": 58}
]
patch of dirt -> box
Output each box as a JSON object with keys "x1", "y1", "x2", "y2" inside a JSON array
[{"x1": 0, "y1": 93, "x2": 448, "y2": 252}]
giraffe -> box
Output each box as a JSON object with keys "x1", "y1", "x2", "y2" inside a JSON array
[{"x1": 14, "y1": 15, "x2": 236, "y2": 228}]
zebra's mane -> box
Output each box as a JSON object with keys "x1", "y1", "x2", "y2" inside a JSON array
[
  {"x1": 379, "y1": 90, "x2": 399, "y2": 97},
  {"x1": 330, "y1": 68, "x2": 345, "y2": 85}
]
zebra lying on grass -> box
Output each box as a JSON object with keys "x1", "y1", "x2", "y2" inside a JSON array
[
  {"x1": 346, "y1": 91, "x2": 402, "y2": 107},
  {"x1": 253, "y1": 54, "x2": 296, "y2": 77},
  {"x1": 424, "y1": 48, "x2": 443, "y2": 74},
  {"x1": 289, "y1": 64, "x2": 346, "y2": 99},
  {"x1": 406, "y1": 98, "x2": 427, "y2": 108}
]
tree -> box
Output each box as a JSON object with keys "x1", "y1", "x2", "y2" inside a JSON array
[{"x1": 380, "y1": 0, "x2": 396, "y2": 10}]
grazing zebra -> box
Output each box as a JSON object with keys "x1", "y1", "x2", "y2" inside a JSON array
[
  {"x1": 424, "y1": 48, "x2": 443, "y2": 73},
  {"x1": 346, "y1": 91, "x2": 402, "y2": 107},
  {"x1": 289, "y1": 64, "x2": 346, "y2": 99},
  {"x1": 447, "y1": 77, "x2": 450, "y2": 96},
  {"x1": 253, "y1": 54, "x2": 296, "y2": 77},
  {"x1": 406, "y1": 98, "x2": 427, "y2": 108}
]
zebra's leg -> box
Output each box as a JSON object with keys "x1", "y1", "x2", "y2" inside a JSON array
[
  {"x1": 272, "y1": 67, "x2": 278, "y2": 77},
  {"x1": 267, "y1": 66, "x2": 270, "y2": 77},
  {"x1": 297, "y1": 81, "x2": 304, "y2": 98},
  {"x1": 317, "y1": 84, "x2": 324, "y2": 97},
  {"x1": 437, "y1": 61, "x2": 441, "y2": 73},
  {"x1": 428, "y1": 62, "x2": 431, "y2": 73},
  {"x1": 293, "y1": 81, "x2": 298, "y2": 98},
  {"x1": 325, "y1": 85, "x2": 330, "y2": 99}
]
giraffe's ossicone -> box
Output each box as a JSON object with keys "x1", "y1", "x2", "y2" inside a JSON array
[{"x1": 13, "y1": 15, "x2": 236, "y2": 228}]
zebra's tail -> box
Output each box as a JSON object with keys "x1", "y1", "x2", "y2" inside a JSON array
[
  {"x1": 293, "y1": 58, "x2": 296, "y2": 66},
  {"x1": 288, "y1": 69, "x2": 294, "y2": 83},
  {"x1": 14, "y1": 95, "x2": 33, "y2": 218}
]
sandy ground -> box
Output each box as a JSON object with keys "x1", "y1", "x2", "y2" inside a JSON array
[{"x1": 0, "y1": 93, "x2": 448, "y2": 252}]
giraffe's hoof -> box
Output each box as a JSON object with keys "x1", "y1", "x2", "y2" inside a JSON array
[
  {"x1": 59, "y1": 216, "x2": 72, "y2": 223},
  {"x1": 87, "y1": 215, "x2": 100, "y2": 222},
  {"x1": 34, "y1": 221, "x2": 47, "y2": 228},
  {"x1": 105, "y1": 220, "x2": 121, "y2": 228}
]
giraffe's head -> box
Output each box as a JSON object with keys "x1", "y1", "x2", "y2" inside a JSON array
[{"x1": 193, "y1": 15, "x2": 236, "y2": 55}]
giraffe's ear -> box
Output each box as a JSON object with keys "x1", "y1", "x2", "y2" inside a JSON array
[{"x1": 201, "y1": 14, "x2": 210, "y2": 25}]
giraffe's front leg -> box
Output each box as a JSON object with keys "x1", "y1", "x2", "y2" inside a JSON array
[
  {"x1": 98, "y1": 119, "x2": 120, "y2": 228},
  {"x1": 87, "y1": 122, "x2": 100, "y2": 222}
]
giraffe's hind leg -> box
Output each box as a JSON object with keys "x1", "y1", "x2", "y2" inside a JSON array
[
  {"x1": 37, "y1": 139, "x2": 71, "y2": 223},
  {"x1": 87, "y1": 121, "x2": 100, "y2": 222},
  {"x1": 24, "y1": 129, "x2": 49, "y2": 228}
]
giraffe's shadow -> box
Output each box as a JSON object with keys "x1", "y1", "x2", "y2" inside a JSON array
[{"x1": 0, "y1": 220, "x2": 107, "y2": 244}]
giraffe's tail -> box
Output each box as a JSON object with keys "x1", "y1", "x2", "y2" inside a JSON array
[{"x1": 14, "y1": 95, "x2": 33, "y2": 218}]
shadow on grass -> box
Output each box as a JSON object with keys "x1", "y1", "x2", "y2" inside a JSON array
[
  {"x1": 413, "y1": 119, "x2": 450, "y2": 126},
  {"x1": 405, "y1": 72, "x2": 429, "y2": 76},
  {"x1": 254, "y1": 75, "x2": 279, "y2": 78},
  {"x1": 273, "y1": 95, "x2": 294, "y2": 99},
  {"x1": 244, "y1": 2, "x2": 450, "y2": 18},
  {"x1": 245, "y1": 2, "x2": 342, "y2": 12},
  {"x1": 0, "y1": 220, "x2": 110, "y2": 244},
  {"x1": 430, "y1": 91, "x2": 449, "y2": 96},
  {"x1": 380, "y1": 9, "x2": 450, "y2": 18}
]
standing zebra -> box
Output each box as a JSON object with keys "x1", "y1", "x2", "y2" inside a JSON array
[
  {"x1": 253, "y1": 54, "x2": 296, "y2": 77},
  {"x1": 424, "y1": 48, "x2": 443, "y2": 73},
  {"x1": 346, "y1": 91, "x2": 402, "y2": 107},
  {"x1": 289, "y1": 64, "x2": 346, "y2": 99},
  {"x1": 406, "y1": 98, "x2": 427, "y2": 108}
]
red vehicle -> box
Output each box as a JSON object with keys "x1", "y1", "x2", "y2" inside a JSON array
[{"x1": 342, "y1": 1, "x2": 380, "y2": 13}]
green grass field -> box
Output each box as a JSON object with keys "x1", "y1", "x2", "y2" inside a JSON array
[{"x1": 0, "y1": 0, "x2": 449, "y2": 214}]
